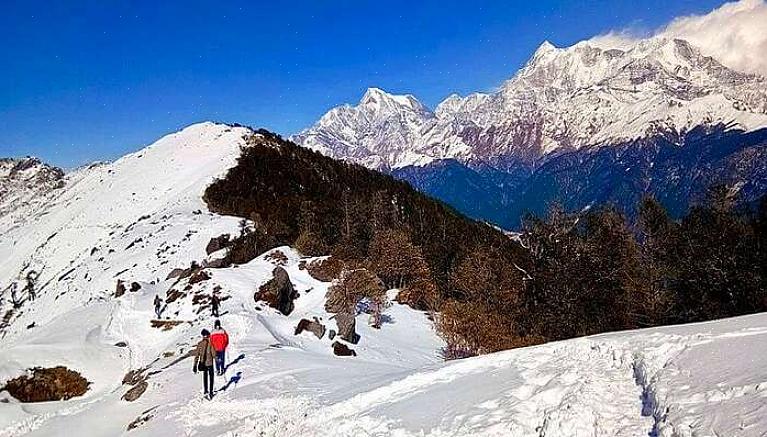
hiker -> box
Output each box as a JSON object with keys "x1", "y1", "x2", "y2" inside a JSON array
[
  {"x1": 211, "y1": 293, "x2": 220, "y2": 317},
  {"x1": 24, "y1": 271, "x2": 38, "y2": 301},
  {"x1": 193, "y1": 329, "x2": 216, "y2": 400},
  {"x1": 210, "y1": 319, "x2": 230, "y2": 376},
  {"x1": 10, "y1": 282, "x2": 20, "y2": 308},
  {"x1": 154, "y1": 294, "x2": 163, "y2": 319}
]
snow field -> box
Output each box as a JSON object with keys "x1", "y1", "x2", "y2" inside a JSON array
[{"x1": 2, "y1": 122, "x2": 767, "y2": 436}]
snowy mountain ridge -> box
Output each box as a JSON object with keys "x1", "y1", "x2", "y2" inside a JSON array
[
  {"x1": 0, "y1": 158, "x2": 65, "y2": 231},
  {"x1": 1, "y1": 122, "x2": 767, "y2": 436},
  {"x1": 293, "y1": 36, "x2": 767, "y2": 170}
]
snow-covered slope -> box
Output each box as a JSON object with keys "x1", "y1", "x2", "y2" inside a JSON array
[
  {"x1": 293, "y1": 37, "x2": 767, "y2": 169},
  {"x1": 3, "y1": 240, "x2": 767, "y2": 436},
  {"x1": 0, "y1": 122, "x2": 250, "y2": 335},
  {"x1": 2, "y1": 121, "x2": 767, "y2": 437}
]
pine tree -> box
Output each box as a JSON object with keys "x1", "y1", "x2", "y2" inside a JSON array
[{"x1": 637, "y1": 197, "x2": 678, "y2": 323}]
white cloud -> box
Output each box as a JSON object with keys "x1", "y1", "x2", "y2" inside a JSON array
[{"x1": 589, "y1": 0, "x2": 767, "y2": 76}]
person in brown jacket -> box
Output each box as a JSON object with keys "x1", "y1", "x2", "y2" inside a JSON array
[{"x1": 193, "y1": 329, "x2": 216, "y2": 399}]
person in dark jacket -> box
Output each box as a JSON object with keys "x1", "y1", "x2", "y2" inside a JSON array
[
  {"x1": 210, "y1": 320, "x2": 229, "y2": 375},
  {"x1": 211, "y1": 293, "x2": 221, "y2": 317},
  {"x1": 154, "y1": 294, "x2": 163, "y2": 319},
  {"x1": 193, "y1": 329, "x2": 216, "y2": 400}
]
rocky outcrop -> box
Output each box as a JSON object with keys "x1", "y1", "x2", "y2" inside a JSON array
[
  {"x1": 0, "y1": 157, "x2": 66, "y2": 223},
  {"x1": 188, "y1": 270, "x2": 210, "y2": 285},
  {"x1": 255, "y1": 267, "x2": 298, "y2": 316},
  {"x1": 295, "y1": 317, "x2": 326, "y2": 339},
  {"x1": 205, "y1": 234, "x2": 230, "y2": 255}
]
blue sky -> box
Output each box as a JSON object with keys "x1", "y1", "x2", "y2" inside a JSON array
[{"x1": 0, "y1": 0, "x2": 725, "y2": 167}]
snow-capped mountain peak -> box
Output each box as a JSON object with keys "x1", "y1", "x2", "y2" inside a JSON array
[
  {"x1": 359, "y1": 87, "x2": 430, "y2": 114},
  {"x1": 293, "y1": 88, "x2": 436, "y2": 169},
  {"x1": 530, "y1": 39, "x2": 559, "y2": 61},
  {"x1": 293, "y1": 35, "x2": 767, "y2": 169},
  {"x1": 0, "y1": 157, "x2": 65, "y2": 229}
]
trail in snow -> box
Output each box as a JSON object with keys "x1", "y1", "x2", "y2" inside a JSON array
[
  {"x1": 2, "y1": 122, "x2": 767, "y2": 437},
  {"x1": 157, "y1": 314, "x2": 767, "y2": 437}
]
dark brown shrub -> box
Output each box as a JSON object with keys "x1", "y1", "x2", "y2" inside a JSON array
[
  {"x1": 305, "y1": 257, "x2": 344, "y2": 282},
  {"x1": 3, "y1": 367, "x2": 90, "y2": 402},
  {"x1": 264, "y1": 250, "x2": 289, "y2": 266}
]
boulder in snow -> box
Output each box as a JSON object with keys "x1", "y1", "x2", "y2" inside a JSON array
[
  {"x1": 332, "y1": 341, "x2": 356, "y2": 357},
  {"x1": 295, "y1": 317, "x2": 326, "y2": 339},
  {"x1": 122, "y1": 380, "x2": 148, "y2": 402},
  {"x1": 115, "y1": 280, "x2": 127, "y2": 297},
  {"x1": 255, "y1": 266, "x2": 297, "y2": 316},
  {"x1": 165, "y1": 268, "x2": 187, "y2": 281},
  {"x1": 205, "y1": 234, "x2": 230, "y2": 255}
]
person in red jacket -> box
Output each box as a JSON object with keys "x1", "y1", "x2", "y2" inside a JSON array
[{"x1": 210, "y1": 319, "x2": 229, "y2": 375}]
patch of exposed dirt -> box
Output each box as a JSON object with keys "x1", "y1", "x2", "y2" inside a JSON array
[{"x1": 150, "y1": 320, "x2": 186, "y2": 331}]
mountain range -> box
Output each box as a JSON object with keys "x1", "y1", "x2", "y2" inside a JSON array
[{"x1": 293, "y1": 36, "x2": 767, "y2": 227}]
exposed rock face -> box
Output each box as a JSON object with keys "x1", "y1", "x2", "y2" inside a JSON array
[
  {"x1": 150, "y1": 320, "x2": 184, "y2": 331},
  {"x1": 255, "y1": 267, "x2": 297, "y2": 316},
  {"x1": 0, "y1": 158, "x2": 65, "y2": 224},
  {"x1": 188, "y1": 270, "x2": 210, "y2": 285},
  {"x1": 205, "y1": 234, "x2": 230, "y2": 255},
  {"x1": 166, "y1": 262, "x2": 201, "y2": 282},
  {"x1": 166, "y1": 268, "x2": 186, "y2": 280},
  {"x1": 293, "y1": 87, "x2": 436, "y2": 170},
  {"x1": 294, "y1": 317, "x2": 326, "y2": 339}
]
